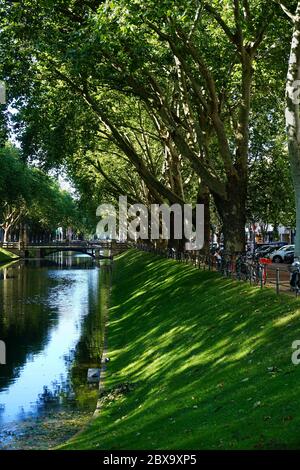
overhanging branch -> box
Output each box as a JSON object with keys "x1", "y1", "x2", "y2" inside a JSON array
[{"x1": 274, "y1": 1, "x2": 296, "y2": 22}]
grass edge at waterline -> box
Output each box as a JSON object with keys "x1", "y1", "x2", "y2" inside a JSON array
[
  {"x1": 59, "y1": 249, "x2": 300, "y2": 450},
  {"x1": 0, "y1": 248, "x2": 19, "y2": 264}
]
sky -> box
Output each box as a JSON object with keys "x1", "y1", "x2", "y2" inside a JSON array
[{"x1": 7, "y1": 105, "x2": 77, "y2": 196}]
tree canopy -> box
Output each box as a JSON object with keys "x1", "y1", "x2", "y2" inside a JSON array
[
  {"x1": 0, "y1": 144, "x2": 81, "y2": 241},
  {"x1": 0, "y1": 0, "x2": 298, "y2": 251}
]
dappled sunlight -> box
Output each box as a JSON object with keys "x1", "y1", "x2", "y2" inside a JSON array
[
  {"x1": 272, "y1": 310, "x2": 300, "y2": 328},
  {"x1": 60, "y1": 250, "x2": 300, "y2": 450}
]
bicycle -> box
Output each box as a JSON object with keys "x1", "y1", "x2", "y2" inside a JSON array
[{"x1": 289, "y1": 262, "x2": 300, "y2": 295}]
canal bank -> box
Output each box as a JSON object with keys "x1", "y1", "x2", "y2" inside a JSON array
[
  {"x1": 60, "y1": 249, "x2": 300, "y2": 450},
  {"x1": 0, "y1": 254, "x2": 111, "y2": 449},
  {"x1": 0, "y1": 248, "x2": 19, "y2": 265}
]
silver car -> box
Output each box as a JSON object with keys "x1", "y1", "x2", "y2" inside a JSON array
[{"x1": 270, "y1": 245, "x2": 295, "y2": 263}]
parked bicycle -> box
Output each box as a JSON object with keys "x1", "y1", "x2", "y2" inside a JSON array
[
  {"x1": 289, "y1": 262, "x2": 300, "y2": 294},
  {"x1": 235, "y1": 253, "x2": 267, "y2": 285}
]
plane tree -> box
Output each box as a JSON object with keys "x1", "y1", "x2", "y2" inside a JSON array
[
  {"x1": 0, "y1": 145, "x2": 78, "y2": 242},
  {"x1": 1, "y1": 0, "x2": 294, "y2": 251},
  {"x1": 280, "y1": 0, "x2": 300, "y2": 259}
]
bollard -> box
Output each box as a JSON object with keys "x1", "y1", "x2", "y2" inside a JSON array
[
  {"x1": 276, "y1": 268, "x2": 280, "y2": 295},
  {"x1": 260, "y1": 265, "x2": 263, "y2": 289}
]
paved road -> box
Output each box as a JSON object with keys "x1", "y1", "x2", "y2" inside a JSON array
[{"x1": 264, "y1": 262, "x2": 291, "y2": 293}]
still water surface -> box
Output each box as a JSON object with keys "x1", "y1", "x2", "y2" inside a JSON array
[{"x1": 0, "y1": 253, "x2": 109, "y2": 447}]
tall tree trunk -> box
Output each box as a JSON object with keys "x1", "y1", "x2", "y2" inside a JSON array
[
  {"x1": 213, "y1": 174, "x2": 247, "y2": 253},
  {"x1": 3, "y1": 226, "x2": 10, "y2": 243},
  {"x1": 197, "y1": 185, "x2": 210, "y2": 254},
  {"x1": 286, "y1": 3, "x2": 300, "y2": 260},
  {"x1": 167, "y1": 211, "x2": 186, "y2": 253}
]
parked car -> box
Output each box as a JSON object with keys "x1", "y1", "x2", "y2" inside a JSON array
[
  {"x1": 257, "y1": 245, "x2": 280, "y2": 257},
  {"x1": 250, "y1": 244, "x2": 285, "y2": 260},
  {"x1": 270, "y1": 245, "x2": 295, "y2": 263},
  {"x1": 255, "y1": 242, "x2": 287, "y2": 251},
  {"x1": 246, "y1": 244, "x2": 269, "y2": 259},
  {"x1": 255, "y1": 244, "x2": 270, "y2": 254},
  {"x1": 284, "y1": 250, "x2": 295, "y2": 264},
  {"x1": 259, "y1": 246, "x2": 281, "y2": 259}
]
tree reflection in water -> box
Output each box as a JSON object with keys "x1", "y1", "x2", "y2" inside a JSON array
[{"x1": 0, "y1": 253, "x2": 111, "y2": 430}]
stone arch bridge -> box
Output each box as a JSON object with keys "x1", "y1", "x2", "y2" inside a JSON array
[{"x1": 0, "y1": 241, "x2": 129, "y2": 260}]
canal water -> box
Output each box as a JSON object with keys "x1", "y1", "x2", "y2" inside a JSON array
[{"x1": 0, "y1": 253, "x2": 110, "y2": 449}]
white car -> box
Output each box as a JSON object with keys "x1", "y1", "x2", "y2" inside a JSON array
[{"x1": 270, "y1": 245, "x2": 295, "y2": 263}]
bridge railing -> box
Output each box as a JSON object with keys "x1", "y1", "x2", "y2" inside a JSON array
[
  {"x1": 0, "y1": 242, "x2": 20, "y2": 249},
  {"x1": 0, "y1": 240, "x2": 131, "y2": 251},
  {"x1": 26, "y1": 240, "x2": 87, "y2": 247}
]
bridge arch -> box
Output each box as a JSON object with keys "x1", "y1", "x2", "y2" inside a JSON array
[
  {"x1": 41, "y1": 247, "x2": 96, "y2": 259},
  {"x1": 0, "y1": 241, "x2": 127, "y2": 259}
]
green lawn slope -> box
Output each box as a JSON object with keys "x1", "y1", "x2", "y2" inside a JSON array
[
  {"x1": 0, "y1": 247, "x2": 18, "y2": 264},
  {"x1": 61, "y1": 249, "x2": 300, "y2": 450}
]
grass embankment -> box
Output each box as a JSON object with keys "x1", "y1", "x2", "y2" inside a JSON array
[
  {"x1": 62, "y1": 249, "x2": 300, "y2": 450},
  {"x1": 0, "y1": 247, "x2": 18, "y2": 264}
]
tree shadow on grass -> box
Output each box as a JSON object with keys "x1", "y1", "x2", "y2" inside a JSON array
[{"x1": 61, "y1": 250, "x2": 300, "y2": 450}]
